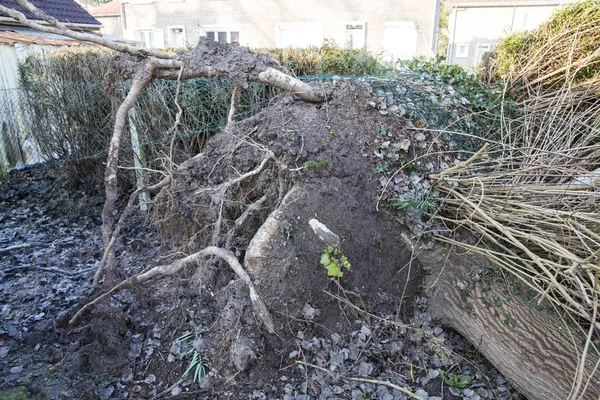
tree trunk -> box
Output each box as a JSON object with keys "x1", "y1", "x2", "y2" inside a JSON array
[{"x1": 421, "y1": 247, "x2": 600, "y2": 400}]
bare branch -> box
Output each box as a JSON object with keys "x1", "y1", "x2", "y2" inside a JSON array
[{"x1": 0, "y1": 0, "x2": 175, "y2": 60}]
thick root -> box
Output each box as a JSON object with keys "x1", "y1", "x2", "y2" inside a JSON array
[{"x1": 72, "y1": 246, "x2": 275, "y2": 333}]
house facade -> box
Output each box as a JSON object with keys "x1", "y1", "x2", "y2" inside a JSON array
[
  {"x1": 90, "y1": 0, "x2": 123, "y2": 37},
  {"x1": 120, "y1": 0, "x2": 442, "y2": 61},
  {"x1": 445, "y1": 0, "x2": 574, "y2": 70}
]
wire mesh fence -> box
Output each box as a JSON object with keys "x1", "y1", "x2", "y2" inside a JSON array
[
  {"x1": 0, "y1": 78, "x2": 280, "y2": 176},
  {"x1": 0, "y1": 72, "x2": 501, "y2": 177}
]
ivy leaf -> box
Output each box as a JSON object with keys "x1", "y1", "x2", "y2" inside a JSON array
[{"x1": 326, "y1": 262, "x2": 343, "y2": 277}]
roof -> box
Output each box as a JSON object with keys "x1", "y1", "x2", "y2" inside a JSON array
[
  {"x1": 0, "y1": 0, "x2": 100, "y2": 25},
  {"x1": 90, "y1": 0, "x2": 119, "y2": 16},
  {"x1": 0, "y1": 28, "x2": 78, "y2": 45}
]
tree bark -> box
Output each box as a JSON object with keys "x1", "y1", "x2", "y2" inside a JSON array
[{"x1": 422, "y1": 247, "x2": 600, "y2": 400}]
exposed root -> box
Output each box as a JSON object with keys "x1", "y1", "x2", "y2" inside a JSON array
[
  {"x1": 227, "y1": 85, "x2": 240, "y2": 128},
  {"x1": 205, "y1": 149, "x2": 276, "y2": 246},
  {"x1": 94, "y1": 176, "x2": 171, "y2": 285},
  {"x1": 72, "y1": 246, "x2": 275, "y2": 333},
  {"x1": 225, "y1": 190, "x2": 272, "y2": 248}
]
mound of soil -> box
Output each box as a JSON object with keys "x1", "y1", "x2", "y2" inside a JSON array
[{"x1": 0, "y1": 79, "x2": 521, "y2": 400}]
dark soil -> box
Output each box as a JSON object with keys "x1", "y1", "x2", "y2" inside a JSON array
[{"x1": 0, "y1": 79, "x2": 523, "y2": 400}]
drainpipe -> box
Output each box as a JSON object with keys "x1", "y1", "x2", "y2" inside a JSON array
[
  {"x1": 448, "y1": 5, "x2": 459, "y2": 63},
  {"x1": 431, "y1": 0, "x2": 443, "y2": 57},
  {"x1": 120, "y1": 0, "x2": 127, "y2": 33},
  {"x1": 510, "y1": 2, "x2": 517, "y2": 32}
]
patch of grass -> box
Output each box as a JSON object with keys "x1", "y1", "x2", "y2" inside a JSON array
[{"x1": 0, "y1": 387, "x2": 29, "y2": 400}]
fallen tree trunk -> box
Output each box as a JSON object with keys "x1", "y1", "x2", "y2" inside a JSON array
[{"x1": 421, "y1": 247, "x2": 600, "y2": 400}]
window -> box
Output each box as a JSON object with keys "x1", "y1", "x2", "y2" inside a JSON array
[
  {"x1": 168, "y1": 26, "x2": 186, "y2": 48},
  {"x1": 345, "y1": 22, "x2": 365, "y2": 49},
  {"x1": 475, "y1": 44, "x2": 491, "y2": 64},
  {"x1": 135, "y1": 30, "x2": 154, "y2": 48},
  {"x1": 134, "y1": 29, "x2": 164, "y2": 48},
  {"x1": 202, "y1": 26, "x2": 241, "y2": 44},
  {"x1": 276, "y1": 23, "x2": 324, "y2": 48},
  {"x1": 455, "y1": 43, "x2": 469, "y2": 58}
]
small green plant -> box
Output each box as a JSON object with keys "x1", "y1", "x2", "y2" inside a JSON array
[
  {"x1": 284, "y1": 221, "x2": 296, "y2": 238},
  {"x1": 177, "y1": 329, "x2": 209, "y2": 383},
  {"x1": 439, "y1": 370, "x2": 472, "y2": 393},
  {"x1": 330, "y1": 129, "x2": 338, "y2": 137},
  {"x1": 183, "y1": 350, "x2": 209, "y2": 382},
  {"x1": 320, "y1": 245, "x2": 351, "y2": 277},
  {"x1": 391, "y1": 189, "x2": 438, "y2": 218},
  {"x1": 304, "y1": 159, "x2": 332, "y2": 169}
]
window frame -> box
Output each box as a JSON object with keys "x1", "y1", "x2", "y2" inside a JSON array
[
  {"x1": 167, "y1": 25, "x2": 187, "y2": 48},
  {"x1": 344, "y1": 21, "x2": 366, "y2": 49},
  {"x1": 201, "y1": 25, "x2": 241, "y2": 44},
  {"x1": 455, "y1": 43, "x2": 469, "y2": 59}
]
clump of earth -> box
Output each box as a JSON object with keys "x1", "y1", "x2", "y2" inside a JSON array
[{"x1": 0, "y1": 78, "x2": 523, "y2": 399}]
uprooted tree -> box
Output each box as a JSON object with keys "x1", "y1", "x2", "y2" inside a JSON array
[{"x1": 2, "y1": 0, "x2": 599, "y2": 399}]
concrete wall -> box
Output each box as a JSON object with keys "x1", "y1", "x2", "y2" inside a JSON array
[
  {"x1": 121, "y1": 0, "x2": 440, "y2": 59},
  {"x1": 97, "y1": 15, "x2": 123, "y2": 37},
  {"x1": 446, "y1": 4, "x2": 559, "y2": 70}
]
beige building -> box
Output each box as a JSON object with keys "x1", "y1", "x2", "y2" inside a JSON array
[
  {"x1": 446, "y1": 0, "x2": 574, "y2": 70},
  {"x1": 91, "y1": 0, "x2": 124, "y2": 37},
  {"x1": 118, "y1": 0, "x2": 442, "y2": 60}
]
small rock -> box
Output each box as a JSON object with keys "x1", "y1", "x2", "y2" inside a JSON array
[
  {"x1": 171, "y1": 386, "x2": 182, "y2": 396},
  {"x1": 476, "y1": 388, "x2": 489, "y2": 398},
  {"x1": 144, "y1": 374, "x2": 156, "y2": 384},
  {"x1": 10, "y1": 365, "x2": 23, "y2": 374},
  {"x1": 308, "y1": 219, "x2": 340, "y2": 247},
  {"x1": 302, "y1": 303, "x2": 320, "y2": 320},
  {"x1": 230, "y1": 340, "x2": 256, "y2": 372}
]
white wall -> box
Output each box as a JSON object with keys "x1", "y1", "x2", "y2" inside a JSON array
[{"x1": 121, "y1": 0, "x2": 438, "y2": 59}]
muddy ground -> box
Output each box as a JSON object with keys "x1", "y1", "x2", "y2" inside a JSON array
[{"x1": 1, "y1": 79, "x2": 524, "y2": 400}]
